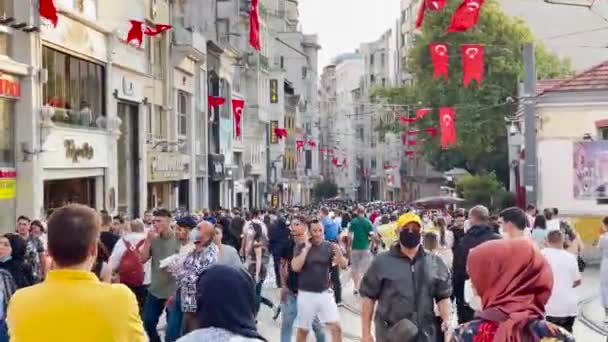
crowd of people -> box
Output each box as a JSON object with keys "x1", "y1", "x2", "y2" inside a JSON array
[{"x1": 0, "y1": 201, "x2": 601, "y2": 341}]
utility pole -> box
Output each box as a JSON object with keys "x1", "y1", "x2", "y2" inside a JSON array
[{"x1": 523, "y1": 43, "x2": 538, "y2": 206}]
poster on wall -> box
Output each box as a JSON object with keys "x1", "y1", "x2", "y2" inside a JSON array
[
  {"x1": 573, "y1": 141, "x2": 608, "y2": 199},
  {"x1": 0, "y1": 169, "x2": 16, "y2": 200}
]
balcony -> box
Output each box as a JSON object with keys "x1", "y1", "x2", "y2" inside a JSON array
[
  {"x1": 173, "y1": 19, "x2": 206, "y2": 59},
  {"x1": 247, "y1": 53, "x2": 269, "y2": 72},
  {"x1": 43, "y1": 106, "x2": 106, "y2": 130}
]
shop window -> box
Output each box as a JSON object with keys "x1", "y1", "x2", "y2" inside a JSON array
[
  {"x1": 43, "y1": 47, "x2": 105, "y2": 128},
  {"x1": 0, "y1": 100, "x2": 14, "y2": 167},
  {"x1": 178, "y1": 91, "x2": 189, "y2": 136}
]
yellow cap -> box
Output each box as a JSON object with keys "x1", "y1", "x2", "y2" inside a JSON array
[{"x1": 397, "y1": 212, "x2": 423, "y2": 229}]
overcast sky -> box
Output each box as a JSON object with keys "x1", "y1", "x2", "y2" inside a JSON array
[{"x1": 298, "y1": 0, "x2": 401, "y2": 70}]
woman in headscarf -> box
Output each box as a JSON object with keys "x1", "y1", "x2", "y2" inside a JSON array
[
  {"x1": 2, "y1": 234, "x2": 34, "y2": 288},
  {"x1": 177, "y1": 265, "x2": 267, "y2": 342},
  {"x1": 450, "y1": 239, "x2": 574, "y2": 342}
]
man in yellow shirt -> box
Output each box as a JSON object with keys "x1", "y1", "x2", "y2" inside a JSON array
[{"x1": 7, "y1": 204, "x2": 145, "y2": 342}]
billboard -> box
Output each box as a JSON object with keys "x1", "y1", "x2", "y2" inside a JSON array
[{"x1": 573, "y1": 141, "x2": 608, "y2": 199}]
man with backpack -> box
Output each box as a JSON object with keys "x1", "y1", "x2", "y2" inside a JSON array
[{"x1": 108, "y1": 219, "x2": 149, "y2": 316}]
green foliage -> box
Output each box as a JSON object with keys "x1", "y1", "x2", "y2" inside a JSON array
[
  {"x1": 374, "y1": 0, "x2": 572, "y2": 186},
  {"x1": 313, "y1": 180, "x2": 338, "y2": 200},
  {"x1": 456, "y1": 173, "x2": 505, "y2": 212}
]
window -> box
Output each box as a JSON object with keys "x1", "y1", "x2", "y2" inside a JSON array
[
  {"x1": 381, "y1": 53, "x2": 385, "y2": 68},
  {"x1": 42, "y1": 47, "x2": 105, "y2": 127},
  {"x1": 146, "y1": 104, "x2": 153, "y2": 137},
  {"x1": 370, "y1": 55, "x2": 374, "y2": 66},
  {"x1": 153, "y1": 36, "x2": 163, "y2": 77},
  {"x1": 154, "y1": 105, "x2": 164, "y2": 139},
  {"x1": 302, "y1": 67, "x2": 307, "y2": 79},
  {"x1": 178, "y1": 91, "x2": 188, "y2": 136}
]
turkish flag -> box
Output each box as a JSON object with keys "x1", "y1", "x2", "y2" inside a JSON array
[
  {"x1": 416, "y1": 108, "x2": 433, "y2": 120},
  {"x1": 439, "y1": 107, "x2": 456, "y2": 149},
  {"x1": 399, "y1": 116, "x2": 417, "y2": 124},
  {"x1": 274, "y1": 128, "x2": 287, "y2": 140},
  {"x1": 144, "y1": 24, "x2": 172, "y2": 37},
  {"x1": 424, "y1": 127, "x2": 438, "y2": 138},
  {"x1": 331, "y1": 157, "x2": 339, "y2": 166},
  {"x1": 249, "y1": 0, "x2": 261, "y2": 51},
  {"x1": 416, "y1": 0, "x2": 446, "y2": 29},
  {"x1": 307, "y1": 140, "x2": 317, "y2": 148},
  {"x1": 429, "y1": 43, "x2": 449, "y2": 80},
  {"x1": 126, "y1": 20, "x2": 144, "y2": 47},
  {"x1": 461, "y1": 44, "x2": 484, "y2": 87},
  {"x1": 408, "y1": 140, "x2": 417, "y2": 146},
  {"x1": 448, "y1": 0, "x2": 485, "y2": 33},
  {"x1": 296, "y1": 140, "x2": 305, "y2": 161},
  {"x1": 40, "y1": 0, "x2": 58, "y2": 27},
  {"x1": 209, "y1": 96, "x2": 226, "y2": 108},
  {"x1": 232, "y1": 99, "x2": 245, "y2": 138}
]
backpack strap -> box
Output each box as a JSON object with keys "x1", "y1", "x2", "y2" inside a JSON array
[
  {"x1": 135, "y1": 238, "x2": 146, "y2": 250},
  {"x1": 122, "y1": 238, "x2": 133, "y2": 251}
]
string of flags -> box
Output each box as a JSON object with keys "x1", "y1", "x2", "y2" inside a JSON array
[
  {"x1": 429, "y1": 43, "x2": 485, "y2": 87},
  {"x1": 417, "y1": 0, "x2": 484, "y2": 33}
]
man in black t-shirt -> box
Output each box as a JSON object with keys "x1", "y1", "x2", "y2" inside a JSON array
[
  {"x1": 278, "y1": 217, "x2": 325, "y2": 342},
  {"x1": 99, "y1": 213, "x2": 118, "y2": 261}
]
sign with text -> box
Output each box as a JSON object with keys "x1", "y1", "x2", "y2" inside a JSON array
[
  {"x1": 270, "y1": 120, "x2": 279, "y2": 144},
  {"x1": 0, "y1": 169, "x2": 16, "y2": 200},
  {"x1": 270, "y1": 79, "x2": 278, "y2": 104},
  {"x1": 0, "y1": 76, "x2": 20, "y2": 99},
  {"x1": 148, "y1": 152, "x2": 190, "y2": 182}
]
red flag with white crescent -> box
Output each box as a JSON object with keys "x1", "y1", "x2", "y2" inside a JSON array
[
  {"x1": 416, "y1": 0, "x2": 447, "y2": 29},
  {"x1": 399, "y1": 116, "x2": 417, "y2": 124},
  {"x1": 249, "y1": 0, "x2": 261, "y2": 51},
  {"x1": 232, "y1": 99, "x2": 245, "y2": 138},
  {"x1": 448, "y1": 0, "x2": 485, "y2": 33},
  {"x1": 126, "y1": 20, "x2": 144, "y2": 46},
  {"x1": 428, "y1": 43, "x2": 449, "y2": 80},
  {"x1": 416, "y1": 108, "x2": 433, "y2": 120},
  {"x1": 461, "y1": 44, "x2": 484, "y2": 87},
  {"x1": 439, "y1": 107, "x2": 456, "y2": 149}
]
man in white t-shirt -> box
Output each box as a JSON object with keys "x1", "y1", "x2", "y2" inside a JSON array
[{"x1": 542, "y1": 230, "x2": 582, "y2": 333}]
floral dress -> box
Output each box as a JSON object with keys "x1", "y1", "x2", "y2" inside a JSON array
[
  {"x1": 175, "y1": 244, "x2": 219, "y2": 313},
  {"x1": 450, "y1": 319, "x2": 575, "y2": 342}
]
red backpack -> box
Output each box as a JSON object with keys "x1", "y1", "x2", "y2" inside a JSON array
[{"x1": 118, "y1": 239, "x2": 146, "y2": 287}]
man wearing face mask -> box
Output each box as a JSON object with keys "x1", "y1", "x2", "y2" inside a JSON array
[
  {"x1": 359, "y1": 212, "x2": 452, "y2": 342},
  {"x1": 452, "y1": 205, "x2": 501, "y2": 325}
]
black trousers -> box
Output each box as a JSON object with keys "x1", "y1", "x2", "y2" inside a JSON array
[
  {"x1": 272, "y1": 253, "x2": 282, "y2": 288},
  {"x1": 128, "y1": 284, "x2": 148, "y2": 318},
  {"x1": 330, "y1": 265, "x2": 342, "y2": 303},
  {"x1": 546, "y1": 316, "x2": 576, "y2": 333},
  {"x1": 453, "y1": 281, "x2": 475, "y2": 324}
]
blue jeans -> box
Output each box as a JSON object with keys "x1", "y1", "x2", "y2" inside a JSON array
[
  {"x1": 0, "y1": 320, "x2": 7, "y2": 342},
  {"x1": 280, "y1": 292, "x2": 325, "y2": 342},
  {"x1": 143, "y1": 293, "x2": 169, "y2": 342},
  {"x1": 165, "y1": 289, "x2": 183, "y2": 342}
]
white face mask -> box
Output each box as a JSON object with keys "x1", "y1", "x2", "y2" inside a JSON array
[{"x1": 465, "y1": 280, "x2": 482, "y2": 312}]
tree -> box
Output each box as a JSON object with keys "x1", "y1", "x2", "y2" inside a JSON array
[
  {"x1": 374, "y1": 0, "x2": 572, "y2": 186},
  {"x1": 313, "y1": 180, "x2": 338, "y2": 200},
  {"x1": 456, "y1": 173, "x2": 504, "y2": 212}
]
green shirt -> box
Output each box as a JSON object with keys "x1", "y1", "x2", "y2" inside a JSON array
[
  {"x1": 149, "y1": 232, "x2": 180, "y2": 299},
  {"x1": 349, "y1": 217, "x2": 374, "y2": 250}
]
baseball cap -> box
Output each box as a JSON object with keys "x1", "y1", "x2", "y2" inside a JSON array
[{"x1": 397, "y1": 212, "x2": 423, "y2": 229}]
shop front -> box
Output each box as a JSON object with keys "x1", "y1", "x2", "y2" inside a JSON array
[
  {"x1": 147, "y1": 152, "x2": 191, "y2": 211},
  {"x1": 0, "y1": 74, "x2": 19, "y2": 230},
  {"x1": 40, "y1": 127, "x2": 109, "y2": 213}
]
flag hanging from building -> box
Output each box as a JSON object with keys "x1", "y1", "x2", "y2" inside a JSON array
[
  {"x1": 144, "y1": 24, "x2": 172, "y2": 37},
  {"x1": 296, "y1": 140, "x2": 305, "y2": 161},
  {"x1": 249, "y1": 0, "x2": 261, "y2": 51},
  {"x1": 274, "y1": 128, "x2": 287, "y2": 140},
  {"x1": 424, "y1": 127, "x2": 438, "y2": 138},
  {"x1": 40, "y1": 0, "x2": 58, "y2": 27},
  {"x1": 447, "y1": 0, "x2": 485, "y2": 33},
  {"x1": 399, "y1": 116, "x2": 417, "y2": 124},
  {"x1": 307, "y1": 140, "x2": 317, "y2": 148},
  {"x1": 126, "y1": 20, "x2": 145, "y2": 46},
  {"x1": 429, "y1": 43, "x2": 449, "y2": 80},
  {"x1": 416, "y1": 0, "x2": 447, "y2": 29},
  {"x1": 408, "y1": 140, "x2": 417, "y2": 146},
  {"x1": 209, "y1": 96, "x2": 226, "y2": 108},
  {"x1": 439, "y1": 107, "x2": 456, "y2": 148},
  {"x1": 232, "y1": 99, "x2": 245, "y2": 138},
  {"x1": 461, "y1": 44, "x2": 484, "y2": 87}
]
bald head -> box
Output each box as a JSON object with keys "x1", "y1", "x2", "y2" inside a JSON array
[
  {"x1": 469, "y1": 205, "x2": 489, "y2": 226},
  {"x1": 197, "y1": 220, "x2": 216, "y2": 246}
]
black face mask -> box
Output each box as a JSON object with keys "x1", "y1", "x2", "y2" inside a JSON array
[{"x1": 399, "y1": 229, "x2": 421, "y2": 249}]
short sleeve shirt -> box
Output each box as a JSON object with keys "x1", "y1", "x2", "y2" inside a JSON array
[
  {"x1": 149, "y1": 232, "x2": 180, "y2": 299},
  {"x1": 349, "y1": 217, "x2": 374, "y2": 250},
  {"x1": 296, "y1": 241, "x2": 334, "y2": 293}
]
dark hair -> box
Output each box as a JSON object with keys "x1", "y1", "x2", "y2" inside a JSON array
[
  {"x1": 251, "y1": 222, "x2": 263, "y2": 242},
  {"x1": 380, "y1": 215, "x2": 390, "y2": 225},
  {"x1": 526, "y1": 204, "x2": 536, "y2": 211},
  {"x1": 320, "y1": 207, "x2": 329, "y2": 216},
  {"x1": 4, "y1": 234, "x2": 26, "y2": 261},
  {"x1": 153, "y1": 208, "x2": 172, "y2": 218},
  {"x1": 113, "y1": 215, "x2": 125, "y2": 224},
  {"x1": 533, "y1": 215, "x2": 546, "y2": 230},
  {"x1": 435, "y1": 217, "x2": 447, "y2": 246},
  {"x1": 553, "y1": 208, "x2": 559, "y2": 216},
  {"x1": 543, "y1": 208, "x2": 553, "y2": 221},
  {"x1": 603, "y1": 216, "x2": 608, "y2": 226},
  {"x1": 16, "y1": 215, "x2": 30, "y2": 223},
  {"x1": 547, "y1": 230, "x2": 564, "y2": 245},
  {"x1": 30, "y1": 220, "x2": 45, "y2": 233},
  {"x1": 423, "y1": 232, "x2": 439, "y2": 251},
  {"x1": 47, "y1": 204, "x2": 100, "y2": 267},
  {"x1": 499, "y1": 207, "x2": 527, "y2": 231}
]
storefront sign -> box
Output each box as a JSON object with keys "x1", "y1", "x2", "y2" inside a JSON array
[
  {"x1": 64, "y1": 139, "x2": 94, "y2": 163},
  {"x1": 0, "y1": 77, "x2": 20, "y2": 99},
  {"x1": 149, "y1": 152, "x2": 189, "y2": 182},
  {"x1": 270, "y1": 120, "x2": 278, "y2": 144},
  {"x1": 0, "y1": 169, "x2": 16, "y2": 200}
]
